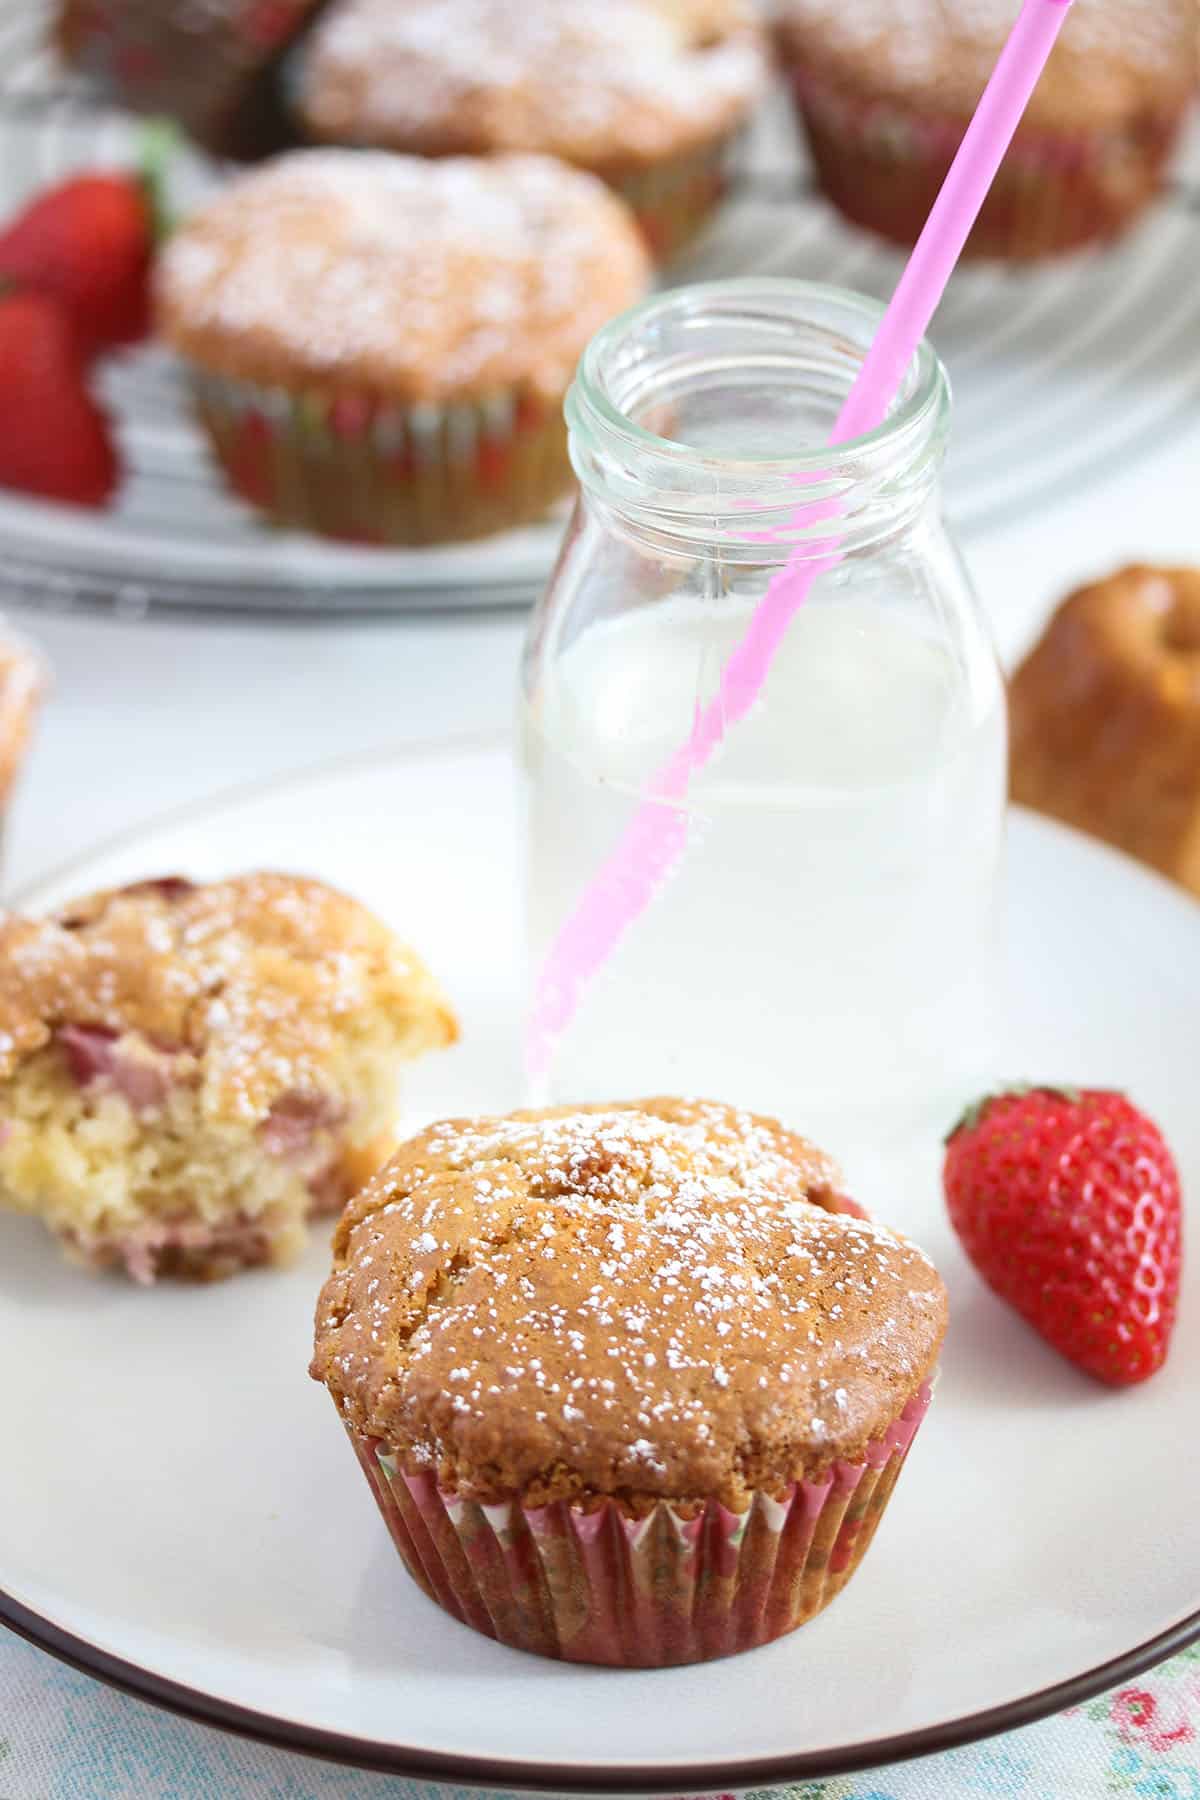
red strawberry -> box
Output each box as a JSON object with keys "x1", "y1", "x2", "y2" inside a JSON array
[
  {"x1": 0, "y1": 170, "x2": 154, "y2": 358},
  {"x1": 944, "y1": 1086, "x2": 1182, "y2": 1387},
  {"x1": 0, "y1": 292, "x2": 119, "y2": 506}
]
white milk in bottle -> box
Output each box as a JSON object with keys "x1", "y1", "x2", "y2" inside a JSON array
[{"x1": 521, "y1": 282, "x2": 1006, "y2": 1184}]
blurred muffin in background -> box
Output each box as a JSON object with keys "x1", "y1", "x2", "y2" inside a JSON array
[
  {"x1": 294, "y1": 0, "x2": 770, "y2": 261},
  {"x1": 0, "y1": 872, "x2": 457, "y2": 1283},
  {"x1": 55, "y1": 0, "x2": 327, "y2": 158},
  {"x1": 156, "y1": 148, "x2": 649, "y2": 545},
  {"x1": 773, "y1": 0, "x2": 1198, "y2": 260},
  {"x1": 1010, "y1": 565, "x2": 1200, "y2": 896}
]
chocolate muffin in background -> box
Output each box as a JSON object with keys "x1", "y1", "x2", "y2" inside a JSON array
[
  {"x1": 156, "y1": 148, "x2": 649, "y2": 546},
  {"x1": 55, "y1": 0, "x2": 328, "y2": 158},
  {"x1": 774, "y1": 0, "x2": 1199, "y2": 260},
  {"x1": 294, "y1": 0, "x2": 770, "y2": 261},
  {"x1": 312, "y1": 1098, "x2": 946, "y2": 1666}
]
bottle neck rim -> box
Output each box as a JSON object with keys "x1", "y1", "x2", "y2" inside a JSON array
[{"x1": 566, "y1": 278, "x2": 951, "y2": 559}]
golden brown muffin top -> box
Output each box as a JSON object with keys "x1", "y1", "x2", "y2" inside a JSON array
[
  {"x1": 774, "y1": 0, "x2": 1198, "y2": 131},
  {"x1": 297, "y1": 0, "x2": 768, "y2": 174},
  {"x1": 156, "y1": 150, "x2": 650, "y2": 403},
  {"x1": 0, "y1": 872, "x2": 456, "y2": 1119},
  {"x1": 1009, "y1": 565, "x2": 1200, "y2": 883},
  {"x1": 1012, "y1": 564, "x2": 1200, "y2": 730},
  {"x1": 311, "y1": 1099, "x2": 947, "y2": 1510}
]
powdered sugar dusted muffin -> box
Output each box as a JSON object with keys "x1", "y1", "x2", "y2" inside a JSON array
[
  {"x1": 56, "y1": 0, "x2": 325, "y2": 158},
  {"x1": 311, "y1": 1098, "x2": 945, "y2": 1666},
  {"x1": 295, "y1": 0, "x2": 769, "y2": 260},
  {"x1": 775, "y1": 0, "x2": 1198, "y2": 259},
  {"x1": 157, "y1": 150, "x2": 649, "y2": 544},
  {"x1": 0, "y1": 874, "x2": 457, "y2": 1282}
]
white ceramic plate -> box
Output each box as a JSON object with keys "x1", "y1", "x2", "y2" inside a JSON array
[{"x1": 1, "y1": 737, "x2": 1198, "y2": 1792}]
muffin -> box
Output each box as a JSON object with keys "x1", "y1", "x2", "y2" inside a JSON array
[
  {"x1": 774, "y1": 0, "x2": 1199, "y2": 260},
  {"x1": 0, "y1": 873, "x2": 457, "y2": 1282},
  {"x1": 1010, "y1": 565, "x2": 1200, "y2": 896},
  {"x1": 294, "y1": 0, "x2": 769, "y2": 261},
  {"x1": 311, "y1": 1098, "x2": 946, "y2": 1666},
  {"x1": 55, "y1": 0, "x2": 326, "y2": 159},
  {"x1": 156, "y1": 150, "x2": 649, "y2": 545}
]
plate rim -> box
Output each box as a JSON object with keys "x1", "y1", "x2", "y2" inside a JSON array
[
  {"x1": 3, "y1": 1588, "x2": 1199, "y2": 1794},
  {"x1": 3, "y1": 734, "x2": 1199, "y2": 1791}
]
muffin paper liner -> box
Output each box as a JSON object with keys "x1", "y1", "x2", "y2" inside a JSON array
[
  {"x1": 189, "y1": 371, "x2": 573, "y2": 547},
  {"x1": 349, "y1": 1380, "x2": 931, "y2": 1667},
  {"x1": 788, "y1": 70, "x2": 1189, "y2": 260},
  {"x1": 613, "y1": 134, "x2": 737, "y2": 264}
]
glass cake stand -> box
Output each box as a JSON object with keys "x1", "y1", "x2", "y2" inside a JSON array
[{"x1": 2, "y1": 0, "x2": 1199, "y2": 614}]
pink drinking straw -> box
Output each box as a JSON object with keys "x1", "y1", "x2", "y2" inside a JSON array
[{"x1": 527, "y1": 0, "x2": 1075, "y2": 1081}]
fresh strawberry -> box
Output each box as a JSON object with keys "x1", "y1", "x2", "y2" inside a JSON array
[
  {"x1": 944, "y1": 1086, "x2": 1182, "y2": 1387},
  {"x1": 0, "y1": 169, "x2": 154, "y2": 357},
  {"x1": 0, "y1": 292, "x2": 119, "y2": 506}
]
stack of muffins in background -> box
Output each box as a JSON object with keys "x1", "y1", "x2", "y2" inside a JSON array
[
  {"x1": 131, "y1": 0, "x2": 770, "y2": 546},
  {"x1": 55, "y1": 0, "x2": 1199, "y2": 545}
]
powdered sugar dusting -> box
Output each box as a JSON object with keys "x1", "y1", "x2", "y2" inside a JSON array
[
  {"x1": 312, "y1": 1099, "x2": 947, "y2": 1506},
  {"x1": 777, "y1": 0, "x2": 1188, "y2": 71},
  {"x1": 158, "y1": 150, "x2": 650, "y2": 401},
  {"x1": 776, "y1": 0, "x2": 1195, "y2": 117},
  {"x1": 299, "y1": 0, "x2": 768, "y2": 164},
  {"x1": 0, "y1": 872, "x2": 452, "y2": 1120}
]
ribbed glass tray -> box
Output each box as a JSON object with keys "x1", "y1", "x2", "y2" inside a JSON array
[{"x1": 2, "y1": 0, "x2": 1198, "y2": 614}]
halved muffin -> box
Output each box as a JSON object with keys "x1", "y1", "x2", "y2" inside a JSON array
[{"x1": 0, "y1": 873, "x2": 456, "y2": 1282}]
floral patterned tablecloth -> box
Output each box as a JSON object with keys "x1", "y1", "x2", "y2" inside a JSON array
[{"x1": 2, "y1": 1633, "x2": 1198, "y2": 1800}]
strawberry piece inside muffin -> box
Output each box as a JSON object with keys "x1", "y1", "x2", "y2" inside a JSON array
[{"x1": 0, "y1": 873, "x2": 457, "y2": 1282}]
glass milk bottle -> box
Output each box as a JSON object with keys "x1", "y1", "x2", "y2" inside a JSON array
[{"x1": 520, "y1": 280, "x2": 1006, "y2": 1172}]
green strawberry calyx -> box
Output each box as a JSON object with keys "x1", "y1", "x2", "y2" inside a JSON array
[
  {"x1": 138, "y1": 118, "x2": 180, "y2": 247},
  {"x1": 944, "y1": 1082, "x2": 1085, "y2": 1145}
]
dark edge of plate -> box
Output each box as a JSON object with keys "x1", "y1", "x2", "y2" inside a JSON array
[{"x1": 2, "y1": 1588, "x2": 1198, "y2": 1793}]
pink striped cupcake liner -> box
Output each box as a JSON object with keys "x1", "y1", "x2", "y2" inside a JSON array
[
  {"x1": 788, "y1": 67, "x2": 1189, "y2": 260},
  {"x1": 348, "y1": 1380, "x2": 932, "y2": 1667},
  {"x1": 188, "y1": 370, "x2": 573, "y2": 546}
]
